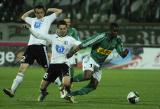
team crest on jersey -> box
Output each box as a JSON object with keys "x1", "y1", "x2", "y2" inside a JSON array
[
  {"x1": 34, "y1": 21, "x2": 42, "y2": 28},
  {"x1": 56, "y1": 45, "x2": 65, "y2": 53}
]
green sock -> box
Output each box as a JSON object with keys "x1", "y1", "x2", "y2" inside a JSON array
[{"x1": 69, "y1": 84, "x2": 95, "y2": 96}]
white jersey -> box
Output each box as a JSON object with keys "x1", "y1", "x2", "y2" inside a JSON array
[
  {"x1": 24, "y1": 13, "x2": 57, "y2": 45},
  {"x1": 30, "y1": 29, "x2": 81, "y2": 64}
]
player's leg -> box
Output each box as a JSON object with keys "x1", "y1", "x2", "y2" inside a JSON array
[
  {"x1": 58, "y1": 64, "x2": 76, "y2": 103},
  {"x1": 72, "y1": 56, "x2": 94, "y2": 82},
  {"x1": 54, "y1": 77, "x2": 67, "y2": 98},
  {"x1": 58, "y1": 56, "x2": 76, "y2": 98},
  {"x1": 3, "y1": 46, "x2": 34, "y2": 97},
  {"x1": 62, "y1": 75, "x2": 76, "y2": 103},
  {"x1": 69, "y1": 76, "x2": 99, "y2": 96},
  {"x1": 3, "y1": 63, "x2": 29, "y2": 97},
  {"x1": 38, "y1": 79, "x2": 51, "y2": 102},
  {"x1": 38, "y1": 64, "x2": 58, "y2": 102},
  {"x1": 67, "y1": 62, "x2": 102, "y2": 96},
  {"x1": 59, "y1": 65, "x2": 75, "y2": 98},
  {"x1": 62, "y1": 76, "x2": 71, "y2": 93},
  {"x1": 72, "y1": 70, "x2": 92, "y2": 82},
  {"x1": 36, "y1": 45, "x2": 49, "y2": 72}
]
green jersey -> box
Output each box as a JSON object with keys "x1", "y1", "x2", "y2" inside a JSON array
[
  {"x1": 67, "y1": 27, "x2": 80, "y2": 41},
  {"x1": 81, "y1": 33, "x2": 126, "y2": 65}
]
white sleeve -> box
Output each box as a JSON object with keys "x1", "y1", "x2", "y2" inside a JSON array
[
  {"x1": 46, "y1": 13, "x2": 57, "y2": 23},
  {"x1": 29, "y1": 28, "x2": 54, "y2": 43},
  {"x1": 24, "y1": 17, "x2": 33, "y2": 25}
]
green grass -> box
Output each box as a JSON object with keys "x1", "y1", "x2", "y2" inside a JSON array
[{"x1": 0, "y1": 67, "x2": 160, "y2": 109}]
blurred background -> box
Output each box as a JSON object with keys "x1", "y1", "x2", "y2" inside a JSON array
[
  {"x1": 0, "y1": 0, "x2": 160, "y2": 69},
  {"x1": 1, "y1": 0, "x2": 160, "y2": 23}
]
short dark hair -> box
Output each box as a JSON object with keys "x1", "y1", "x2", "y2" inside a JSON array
[
  {"x1": 110, "y1": 22, "x2": 119, "y2": 29},
  {"x1": 34, "y1": 5, "x2": 46, "y2": 12},
  {"x1": 57, "y1": 20, "x2": 67, "y2": 27}
]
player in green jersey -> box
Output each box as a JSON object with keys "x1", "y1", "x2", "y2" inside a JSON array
[
  {"x1": 64, "y1": 17, "x2": 80, "y2": 78},
  {"x1": 64, "y1": 17, "x2": 80, "y2": 41},
  {"x1": 65, "y1": 22, "x2": 129, "y2": 99},
  {"x1": 55, "y1": 17, "x2": 81, "y2": 98}
]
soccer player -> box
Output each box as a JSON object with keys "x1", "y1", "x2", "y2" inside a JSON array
[
  {"x1": 26, "y1": 20, "x2": 81, "y2": 103},
  {"x1": 66, "y1": 22, "x2": 129, "y2": 99},
  {"x1": 64, "y1": 17, "x2": 81, "y2": 77},
  {"x1": 55, "y1": 17, "x2": 81, "y2": 98},
  {"x1": 3, "y1": 5, "x2": 62, "y2": 97}
]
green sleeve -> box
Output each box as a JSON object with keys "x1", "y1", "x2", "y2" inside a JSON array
[
  {"x1": 116, "y1": 38, "x2": 125, "y2": 57},
  {"x1": 68, "y1": 28, "x2": 80, "y2": 41},
  {"x1": 80, "y1": 33, "x2": 105, "y2": 48},
  {"x1": 72, "y1": 28, "x2": 80, "y2": 41}
]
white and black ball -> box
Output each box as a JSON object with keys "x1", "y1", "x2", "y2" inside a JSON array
[{"x1": 127, "y1": 91, "x2": 140, "y2": 104}]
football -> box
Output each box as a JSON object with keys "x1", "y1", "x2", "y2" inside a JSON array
[{"x1": 127, "y1": 91, "x2": 140, "y2": 104}]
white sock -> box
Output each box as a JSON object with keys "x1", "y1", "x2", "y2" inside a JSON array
[
  {"x1": 11, "y1": 72, "x2": 24, "y2": 93},
  {"x1": 55, "y1": 77, "x2": 62, "y2": 86}
]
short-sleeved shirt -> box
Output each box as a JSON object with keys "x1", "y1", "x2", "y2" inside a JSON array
[{"x1": 24, "y1": 13, "x2": 57, "y2": 45}]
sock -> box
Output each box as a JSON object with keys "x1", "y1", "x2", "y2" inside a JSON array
[
  {"x1": 72, "y1": 73, "x2": 84, "y2": 82},
  {"x1": 70, "y1": 67, "x2": 74, "y2": 78},
  {"x1": 69, "y1": 84, "x2": 95, "y2": 96},
  {"x1": 11, "y1": 72, "x2": 24, "y2": 93},
  {"x1": 55, "y1": 77, "x2": 62, "y2": 86}
]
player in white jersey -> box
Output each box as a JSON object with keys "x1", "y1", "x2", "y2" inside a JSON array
[
  {"x1": 26, "y1": 20, "x2": 81, "y2": 103},
  {"x1": 55, "y1": 17, "x2": 81, "y2": 98},
  {"x1": 3, "y1": 5, "x2": 62, "y2": 98}
]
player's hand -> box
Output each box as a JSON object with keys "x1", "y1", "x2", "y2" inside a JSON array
[
  {"x1": 124, "y1": 48, "x2": 129, "y2": 54},
  {"x1": 123, "y1": 48, "x2": 129, "y2": 57}
]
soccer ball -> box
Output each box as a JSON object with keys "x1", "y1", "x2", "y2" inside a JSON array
[{"x1": 127, "y1": 91, "x2": 140, "y2": 104}]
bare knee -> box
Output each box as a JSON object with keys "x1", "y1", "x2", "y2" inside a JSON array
[{"x1": 62, "y1": 76, "x2": 71, "y2": 87}]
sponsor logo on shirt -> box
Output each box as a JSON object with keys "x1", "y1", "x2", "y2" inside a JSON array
[
  {"x1": 96, "y1": 47, "x2": 112, "y2": 55},
  {"x1": 34, "y1": 21, "x2": 42, "y2": 28},
  {"x1": 56, "y1": 45, "x2": 65, "y2": 53}
]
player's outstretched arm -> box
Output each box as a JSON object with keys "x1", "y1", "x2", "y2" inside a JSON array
[
  {"x1": 81, "y1": 33, "x2": 105, "y2": 48},
  {"x1": 47, "y1": 8, "x2": 62, "y2": 16},
  {"x1": 26, "y1": 26, "x2": 52, "y2": 43},
  {"x1": 66, "y1": 45, "x2": 82, "y2": 58},
  {"x1": 21, "y1": 9, "x2": 34, "y2": 21}
]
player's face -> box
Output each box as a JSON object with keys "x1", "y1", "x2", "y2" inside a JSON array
[
  {"x1": 34, "y1": 8, "x2": 45, "y2": 19},
  {"x1": 57, "y1": 25, "x2": 67, "y2": 37},
  {"x1": 64, "y1": 18, "x2": 71, "y2": 28},
  {"x1": 110, "y1": 26, "x2": 119, "y2": 37}
]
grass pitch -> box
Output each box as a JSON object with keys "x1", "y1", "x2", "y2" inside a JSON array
[{"x1": 0, "y1": 67, "x2": 160, "y2": 109}]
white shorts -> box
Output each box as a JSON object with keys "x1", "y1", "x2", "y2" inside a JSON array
[
  {"x1": 68, "y1": 55, "x2": 77, "y2": 66},
  {"x1": 68, "y1": 53, "x2": 81, "y2": 66},
  {"x1": 82, "y1": 55, "x2": 102, "y2": 82}
]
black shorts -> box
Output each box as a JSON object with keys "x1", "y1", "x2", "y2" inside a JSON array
[
  {"x1": 43, "y1": 63, "x2": 70, "y2": 82},
  {"x1": 21, "y1": 45, "x2": 49, "y2": 68}
]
